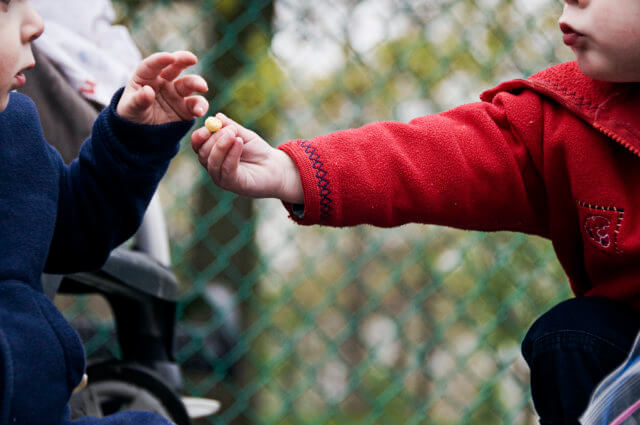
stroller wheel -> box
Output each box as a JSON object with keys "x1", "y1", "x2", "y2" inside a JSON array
[{"x1": 69, "y1": 362, "x2": 191, "y2": 425}]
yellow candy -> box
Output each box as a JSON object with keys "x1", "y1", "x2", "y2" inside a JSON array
[{"x1": 205, "y1": 116, "x2": 223, "y2": 133}]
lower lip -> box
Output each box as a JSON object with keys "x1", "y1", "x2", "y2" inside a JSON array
[
  {"x1": 563, "y1": 33, "x2": 582, "y2": 46},
  {"x1": 14, "y1": 73, "x2": 26, "y2": 88}
]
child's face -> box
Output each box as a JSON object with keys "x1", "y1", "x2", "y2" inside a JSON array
[
  {"x1": 559, "y1": 0, "x2": 640, "y2": 82},
  {"x1": 0, "y1": 0, "x2": 44, "y2": 112}
]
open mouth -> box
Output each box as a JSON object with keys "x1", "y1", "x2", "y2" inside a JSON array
[
  {"x1": 560, "y1": 23, "x2": 584, "y2": 46},
  {"x1": 14, "y1": 72, "x2": 27, "y2": 88},
  {"x1": 13, "y1": 64, "x2": 34, "y2": 88}
]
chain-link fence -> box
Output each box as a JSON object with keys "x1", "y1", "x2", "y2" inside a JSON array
[{"x1": 61, "y1": 1, "x2": 576, "y2": 423}]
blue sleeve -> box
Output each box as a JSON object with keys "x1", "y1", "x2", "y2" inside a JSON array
[{"x1": 44, "y1": 89, "x2": 193, "y2": 273}]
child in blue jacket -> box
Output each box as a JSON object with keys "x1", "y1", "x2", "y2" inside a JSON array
[{"x1": 0, "y1": 1, "x2": 209, "y2": 424}]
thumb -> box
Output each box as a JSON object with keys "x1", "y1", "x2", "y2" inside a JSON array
[
  {"x1": 132, "y1": 85, "x2": 156, "y2": 112},
  {"x1": 118, "y1": 85, "x2": 155, "y2": 121},
  {"x1": 216, "y1": 113, "x2": 259, "y2": 142}
]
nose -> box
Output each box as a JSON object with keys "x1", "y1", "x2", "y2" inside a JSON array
[
  {"x1": 21, "y1": 4, "x2": 45, "y2": 43},
  {"x1": 559, "y1": 0, "x2": 580, "y2": 26}
]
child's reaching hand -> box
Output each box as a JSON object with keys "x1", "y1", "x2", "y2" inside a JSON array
[
  {"x1": 117, "y1": 51, "x2": 209, "y2": 125},
  {"x1": 191, "y1": 113, "x2": 303, "y2": 204}
]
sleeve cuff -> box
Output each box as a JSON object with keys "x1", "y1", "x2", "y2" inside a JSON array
[
  {"x1": 102, "y1": 88, "x2": 195, "y2": 160},
  {"x1": 278, "y1": 140, "x2": 334, "y2": 225}
]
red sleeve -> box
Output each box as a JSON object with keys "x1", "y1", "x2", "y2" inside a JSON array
[{"x1": 278, "y1": 89, "x2": 549, "y2": 236}]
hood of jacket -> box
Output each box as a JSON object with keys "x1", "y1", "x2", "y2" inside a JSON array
[{"x1": 481, "y1": 61, "x2": 640, "y2": 158}]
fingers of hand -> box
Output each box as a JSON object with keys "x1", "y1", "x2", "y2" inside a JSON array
[
  {"x1": 185, "y1": 96, "x2": 209, "y2": 118},
  {"x1": 174, "y1": 75, "x2": 208, "y2": 97},
  {"x1": 207, "y1": 128, "x2": 242, "y2": 183},
  {"x1": 117, "y1": 85, "x2": 155, "y2": 120},
  {"x1": 214, "y1": 113, "x2": 257, "y2": 142},
  {"x1": 191, "y1": 127, "x2": 211, "y2": 153},
  {"x1": 197, "y1": 136, "x2": 215, "y2": 168},
  {"x1": 193, "y1": 126, "x2": 230, "y2": 169},
  {"x1": 215, "y1": 112, "x2": 238, "y2": 127},
  {"x1": 134, "y1": 52, "x2": 175, "y2": 82},
  {"x1": 221, "y1": 137, "x2": 244, "y2": 181},
  {"x1": 160, "y1": 51, "x2": 198, "y2": 81},
  {"x1": 133, "y1": 85, "x2": 156, "y2": 111}
]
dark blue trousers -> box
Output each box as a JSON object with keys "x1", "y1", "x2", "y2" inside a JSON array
[{"x1": 521, "y1": 297, "x2": 640, "y2": 425}]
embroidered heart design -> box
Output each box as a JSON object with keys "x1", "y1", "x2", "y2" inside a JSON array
[
  {"x1": 576, "y1": 201, "x2": 624, "y2": 255},
  {"x1": 584, "y1": 215, "x2": 611, "y2": 248}
]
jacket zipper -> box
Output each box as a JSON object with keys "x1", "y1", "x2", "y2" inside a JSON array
[
  {"x1": 533, "y1": 79, "x2": 640, "y2": 159},
  {"x1": 593, "y1": 123, "x2": 640, "y2": 159}
]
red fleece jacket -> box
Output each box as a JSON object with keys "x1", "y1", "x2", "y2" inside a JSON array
[{"x1": 279, "y1": 61, "x2": 640, "y2": 309}]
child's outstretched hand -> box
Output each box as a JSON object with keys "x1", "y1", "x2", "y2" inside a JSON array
[
  {"x1": 191, "y1": 113, "x2": 303, "y2": 204},
  {"x1": 117, "y1": 51, "x2": 209, "y2": 125}
]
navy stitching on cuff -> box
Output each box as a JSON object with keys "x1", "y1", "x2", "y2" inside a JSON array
[{"x1": 298, "y1": 140, "x2": 333, "y2": 221}]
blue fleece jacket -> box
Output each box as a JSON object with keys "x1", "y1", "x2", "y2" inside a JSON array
[{"x1": 0, "y1": 89, "x2": 191, "y2": 425}]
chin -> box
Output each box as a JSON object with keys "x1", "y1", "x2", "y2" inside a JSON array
[
  {"x1": 577, "y1": 63, "x2": 615, "y2": 82},
  {"x1": 0, "y1": 95, "x2": 8, "y2": 112},
  {"x1": 576, "y1": 57, "x2": 640, "y2": 83}
]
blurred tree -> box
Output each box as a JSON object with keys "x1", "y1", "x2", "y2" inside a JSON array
[{"x1": 193, "y1": 2, "x2": 277, "y2": 425}]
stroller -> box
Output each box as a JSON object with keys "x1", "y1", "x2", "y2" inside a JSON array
[{"x1": 22, "y1": 47, "x2": 220, "y2": 424}]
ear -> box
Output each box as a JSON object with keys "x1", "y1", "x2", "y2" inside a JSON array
[{"x1": 0, "y1": 329, "x2": 13, "y2": 425}]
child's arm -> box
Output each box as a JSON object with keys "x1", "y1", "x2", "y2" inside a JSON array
[
  {"x1": 190, "y1": 113, "x2": 303, "y2": 203},
  {"x1": 44, "y1": 52, "x2": 208, "y2": 273},
  {"x1": 193, "y1": 90, "x2": 549, "y2": 236}
]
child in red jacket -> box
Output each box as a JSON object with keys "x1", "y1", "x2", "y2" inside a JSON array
[{"x1": 192, "y1": 0, "x2": 640, "y2": 423}]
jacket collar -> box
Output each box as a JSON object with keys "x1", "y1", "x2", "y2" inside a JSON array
[{"x1": 481, "y1": 62, "x2": 640, "y2": 157}]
